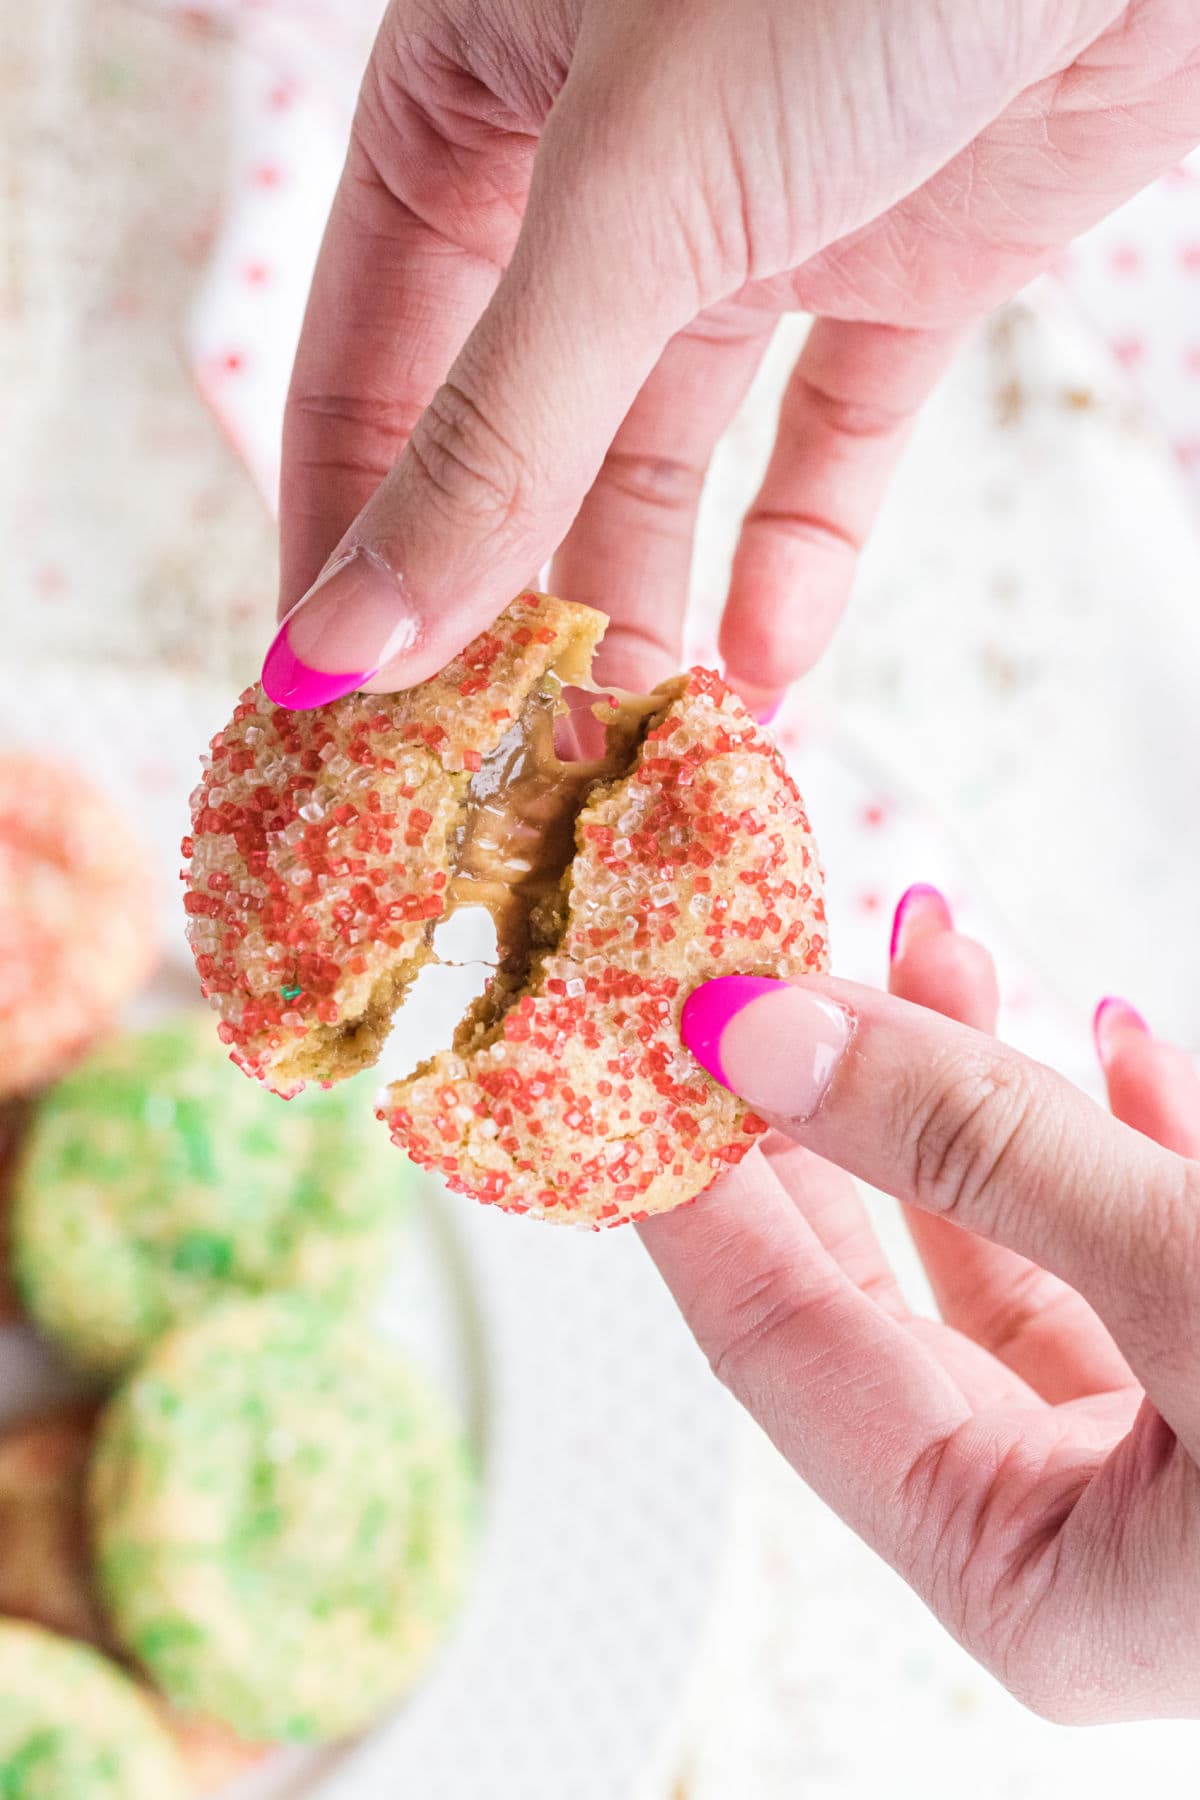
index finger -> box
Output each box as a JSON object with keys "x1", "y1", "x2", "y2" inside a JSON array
[
  {"x1": 680, "y1": 974, "x2": 1200, "y2": 1450},
  {"x1": 890, "y1": 900, "x2": 1136, "y2": 1403},
  {"x1": 264, "y1": 76, "x2": 694, "y2": 706},
  {"x1": 278, "y1": 27, "x2": 533, "y2": 615}
]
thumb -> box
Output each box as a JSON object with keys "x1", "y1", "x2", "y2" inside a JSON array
[
  {"x1": 680, "y1": 974, "x2": 1200, "y2": 1442},
  {"x1": 262, "y1": 85, "x2": 696, "y2": 709}
]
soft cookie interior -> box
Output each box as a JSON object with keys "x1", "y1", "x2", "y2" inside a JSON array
[{"x1": 279, "y1": 672, "x2": 673, "y2": 1089}]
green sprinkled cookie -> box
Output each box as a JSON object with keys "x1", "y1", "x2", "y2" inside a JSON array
[
  {"x1": 12, "y1": 1016, "x2": 406, "y2": 1376},
  {"x1": 0, "y1": 1620, "x2": 187, "y2": 1798},
  {"x1": 90, "y1": 1295, "x2": 476, "y2": 1743}
]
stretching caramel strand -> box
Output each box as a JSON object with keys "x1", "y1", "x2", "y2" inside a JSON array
[{"x1": 448, "y1": 678, "x2": 675, "y2": 969}]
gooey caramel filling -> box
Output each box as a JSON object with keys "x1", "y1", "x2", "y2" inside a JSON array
[{"x1": 446, "y1": 679, "x2": 674, "y2": 969}]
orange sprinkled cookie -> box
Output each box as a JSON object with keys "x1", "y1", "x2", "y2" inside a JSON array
[
  {"x1": 185, "y1": 593, "x2": 827, "y2": 1226},
  {"x1": 0, "y1": 759, "x2": 156, "y2": 1098}
]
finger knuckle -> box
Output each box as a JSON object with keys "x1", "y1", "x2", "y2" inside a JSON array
[
  {"x1": 592, "y1": 448, "x2": 706, "y2": 521},
  {"x1": 899, "y1": 1430, "x2": 1105, "y2": 1720},
  {"x1": 896, "y1": 1424, "x2": 991, "y2": 1636},
  {"x1": 360, "y1": 27, "x2": 486, "y2": 150},
  {"x1": 907, "y1": 1054, "x2": 1038, "y2": 1231},
  {"x1": 707, "y1": 1260, "x2": 812, "y2": 1402},
  {"x1": 740, "y1": 505, "x2": 860, "y2": 560},
  {"x1": 788, "y1": 369, "x2": 911, "y2": 444},
  {"x1": 290, "y1": 388, "x2": 422, "y2": 438},
  {"x1": 972, "y1": 1262, "x2": 1063, "y2": 1364},
  {"x1": 409, "y1": 381, "x2": 530, "y2": 529},
  {"x1": 1116, "y1": 1159, "x2": 1200, "y2": 1361},
  {"x1": 287, "y1": 389, "x2": 423, "y2": 477}
]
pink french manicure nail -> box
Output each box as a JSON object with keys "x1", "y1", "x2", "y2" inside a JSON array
[
  {"x1": 681, "y1": 974, "x2": 851, "y2": 1127},
  {"x1": 680, "y1": 974, "x2": 781, "y2": 1088},
  {"x1": 1093, "y1": 995, "x2": 1150, "y2": 1067},
  {"x1": 261, "y1": 547, "x2": 419, "y2": 710},
  {"x1": 889, "y1": 882, "x2": 953, "y2": 964}
]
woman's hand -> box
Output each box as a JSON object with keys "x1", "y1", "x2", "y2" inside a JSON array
[
  {"x1": 267, "y1": 0, "x2": 1200, "y2": 711},
  {"x1": 641, "y1": 887, "x2": 1200, "y2": 1721}
]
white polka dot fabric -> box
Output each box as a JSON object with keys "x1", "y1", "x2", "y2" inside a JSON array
[{"x1": 1060, "y1": 150, "x2": 1200, "y2": 484}]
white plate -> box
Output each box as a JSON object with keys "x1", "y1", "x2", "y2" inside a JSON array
[{"x1": 0, "y1": 663, "x2": 736, "y2": 1800}]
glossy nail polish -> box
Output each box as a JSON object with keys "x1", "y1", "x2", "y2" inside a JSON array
[
  {"x1": 262, "y1": 548, "x2": 419, "y2": 710},
  {"x1": 1093, "y1": 995, "x2": 1150, "y2": 1067},
  {"x1": 889, "y1": 882, "x2": 953, "y2": 963},
  {"x1": 754, "y1": 696, "x2": 784, "y2": 727},
  {"x1": 681, "y1": 974, "x2": 851, "y2": 1126}
]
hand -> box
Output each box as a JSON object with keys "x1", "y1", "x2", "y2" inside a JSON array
[
  {"x1": 267, "y1": 1, "x2": 1200, "y2": 711},
  {"x1": 642, "y1": 886, "x2": 1200, "y2": 1721}
]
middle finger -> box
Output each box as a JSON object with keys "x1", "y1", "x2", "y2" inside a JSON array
[
  {"x1": 890, "y1": 889, "x2": 1135, "y2": 1404},
  {"x1": 551, "y1": 303, "x2": 775, "y2": 692}
]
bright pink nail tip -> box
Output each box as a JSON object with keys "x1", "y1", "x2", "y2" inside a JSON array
[
  {"x1": 889, "y1": 882, "x2": 953, "y2": 963},
  {"x1": 754, "y1": 697, "x2": 783, "y2": 727},
  {"x1": 261, "y1": 623, "x2": 374, "y2": 711},
  {"x1": 1093, "y1": 995, "x2": 1150, "y2": 1062},
  {"x1": 681, "y1": 975, "x2": 785, "y2": 1089}
]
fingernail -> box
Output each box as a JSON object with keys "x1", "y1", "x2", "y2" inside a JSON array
[
  {"x1": 889, "y1": 883, "x2": 953, "y2": 964},
  {"x1": 1093, "y1": 995, "x2": 1150, "y2": 1067},
  {"x1": 681, "y1": 974, "x2": 851, "y2": 1127},
  {"x1": 262, "y1": 548, "x2": 419, "y2": 710},
  {"x1": 720, "y1": 667, "x2": 784, "y2": 725}
]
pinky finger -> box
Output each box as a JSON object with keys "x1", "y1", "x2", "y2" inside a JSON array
[
  {"x1": 719, "y1": 319, "x2": 961, "y2": 717},
  {"x1": 1094, "y1": 999, "x2": 1200, "y2": 1159}
]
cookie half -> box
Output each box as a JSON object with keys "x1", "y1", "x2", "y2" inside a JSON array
[{"x1": 185, "y1": 592, "x2": 603, "y2": 1095}]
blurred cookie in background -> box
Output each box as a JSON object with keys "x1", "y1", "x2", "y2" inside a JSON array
[
  {"x1": 12, "y1": 1015, "x2": 407, "y2": 1376},
  {"x1": 0, "y1": 1102, "x2": 28, "y2": 1324},
  {"x1": 0, "y1": 757, "x2": 157, "y2": 1101},
  {"x1": 0, "y1": 1619, "x2": 188, "y2": 1799},
  {"x1": 91, "y1": 1294, "x2": 476, "y2": 1744},
  {"x1": 0, "y1": 1413, "x2": 261, "y2": 1792},
  {"x1": 0, "y1": 1405, "x2": 106, "y2": 1647}
]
